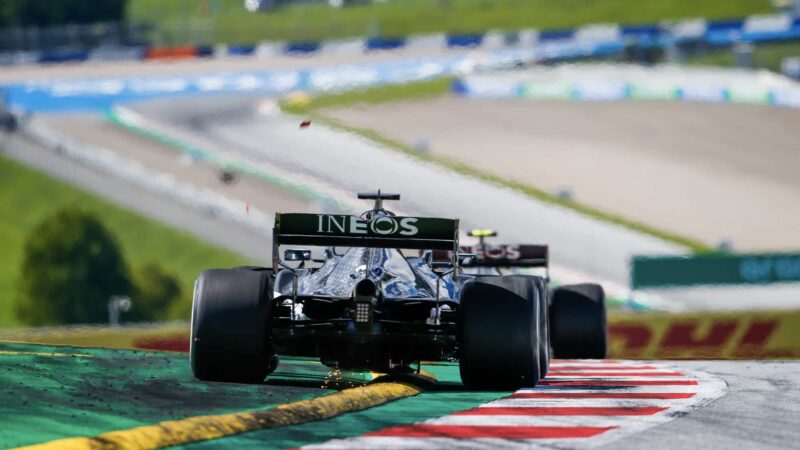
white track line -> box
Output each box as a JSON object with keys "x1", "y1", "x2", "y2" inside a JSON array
[{"x1": 425, "y1": 414, "x2": 675, "y2": 427}]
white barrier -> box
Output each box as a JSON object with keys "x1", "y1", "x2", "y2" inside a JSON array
[
  {"x1": 456, "y1": 63, "x2": 800, "y2": 108},
  {"x1": 23, "y1": 119, "x2": 274, "y2": 235}
]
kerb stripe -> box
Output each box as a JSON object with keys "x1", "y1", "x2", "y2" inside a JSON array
[
  {"x1": 540, "y1": 380, "x2": 699, "y2": 386},
  {"x1": 547, "y1": 365, "x2": 657, "y2": 370},
  {"x1": 365, "y1": 424, "x2": 615, "y2": 439},
  {"x1": 454, "y1": 407, "x2": 666, "y2": 416},
  {"x1": 511, "y1": 392, "x2": 696, "y2": 399},
  {"x1": 547, "y1": 371, "x2": 685, "y2": 377}
]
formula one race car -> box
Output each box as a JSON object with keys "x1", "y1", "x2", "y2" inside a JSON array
[{"x1": 190, "y1": 192, "x2": 607, "y2": 389}]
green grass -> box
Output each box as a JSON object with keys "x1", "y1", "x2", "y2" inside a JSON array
[
  {"x1": 127, "y1": 0, "x2": 773, "y2": 45},
  {"x1": 282, "y1": 78, "x2": 712, "y2": 253},
  {"x1": 686, "y1": 41, "x2": 800, "y2": 72},
  {"x1": 284, "y1": 77, "x2": 455, "y2": 112},
  {"x1": 0, "y1": 153, "x2": 247, "y2": 327}
]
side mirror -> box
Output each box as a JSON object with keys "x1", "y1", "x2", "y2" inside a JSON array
[{"x1": 284, "y1": 249, "x2": 311, "y2": 262}]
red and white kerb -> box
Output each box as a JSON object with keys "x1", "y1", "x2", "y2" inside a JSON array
[{"x1": 302, "y1": 360, "x2": 727, "y2": 449}]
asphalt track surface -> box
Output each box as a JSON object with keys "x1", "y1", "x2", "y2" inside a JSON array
[
  {"x1": 328, "y1": 97, "x2": 800, "y2": 252},
  {"x1": 2, "y1": 342, "x2": 798, "y2": 450},
  {"x1": 126, "y1": 95, "x2": 684, "y2": 287}
]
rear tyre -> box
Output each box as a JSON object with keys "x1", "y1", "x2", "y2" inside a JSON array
[
  {"x1": 191, "y1": 268, "x2": 274, "y2": 382},
  {"x1": 549, "y1": 283, "x2": 607, "y2": 359},
  {"x1": 459, "y1": 276, "x2": 540, "y2": 390},
  {"x1": 533, "y1": 278, "x2": 549, "y2": 379}
]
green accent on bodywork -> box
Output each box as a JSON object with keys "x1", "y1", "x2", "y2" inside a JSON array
[
  {"x1": 279, "y1": 79, "x2": 712, "y2": 254},
  {"x1": 0, "y1": 342, "x2": 367, "y2": 448}
]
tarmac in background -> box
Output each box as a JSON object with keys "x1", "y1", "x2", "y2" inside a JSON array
[{"x1": 327, "y1": 97, "x2": 800, "y2": 252}]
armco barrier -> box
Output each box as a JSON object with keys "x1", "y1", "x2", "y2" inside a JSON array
[
  {"x1": 631, "y1": 252, "x2": 800, "y2": 289},
  {"x1": 3, "y1": 310, "x2": 798, "y2": 359}
]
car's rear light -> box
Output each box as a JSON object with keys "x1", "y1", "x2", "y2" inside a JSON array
[{"x1": 355, "y1": 302, "x2": 371, "y2": 323}]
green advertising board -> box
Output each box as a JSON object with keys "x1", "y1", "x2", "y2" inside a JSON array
[
  {"x1": 631, "y1": 252, "x2": 800, "y2": 289},
  {"x1": 726, "y1": 87, "x2": 771, "y2": 105},
  {"x1": 628, "y1": 83, "x2": 680, "y2": 101},
  {"x1": 520, "y1": 81, "x2": 574, "y2": 100}
]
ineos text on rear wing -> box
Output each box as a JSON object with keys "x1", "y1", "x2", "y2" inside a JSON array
[
  {"x1": 273, "y1": 214, "x2": 459, "y2": 266},
  {"x1": 461, "y1": 244, "x2": 549, "y2": 268}
]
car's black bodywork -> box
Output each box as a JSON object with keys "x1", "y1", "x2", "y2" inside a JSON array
[{"x1": 190, "y1": 191, "x2": 607, "y2": 389}]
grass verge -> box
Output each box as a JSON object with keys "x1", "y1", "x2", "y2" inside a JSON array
[
  {"x1": 0, "y1": 152, "x2": 247, "y2": 327},
  {"x1": 282, "y1": 78, "x2": 712, "y2": 253},
  {"x1": 127, "y1": 0, "x2": 773, "y2": 45}
]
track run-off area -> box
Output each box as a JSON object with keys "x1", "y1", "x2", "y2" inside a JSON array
[{"x1": 2, "y1": 341, "x2": 798, "y2": 450}]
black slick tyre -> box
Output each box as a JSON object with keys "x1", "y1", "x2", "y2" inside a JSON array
[
  {"x1": 533, "y1": 277, "x2": 549, "y2": 379},
  {"x1": 191, "y1": 268, "x2": 274, "y2": 382},
  {"x1": 549, "y1": 283, "x2": 607, "y2": 359},
  {"x1": 459, "y1": 275, "x2": 540, "y2": 390}
]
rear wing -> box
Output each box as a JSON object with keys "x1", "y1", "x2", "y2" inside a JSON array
[
  {"x1": 435, "y1": 244, "x2": 549, "y2": 268},
  {"x1": 463, "y1": 244, "x2": 548, "y2": 268},
  {"x1": 273, "y1": 213, "x2": 459, "y2": 269}
]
